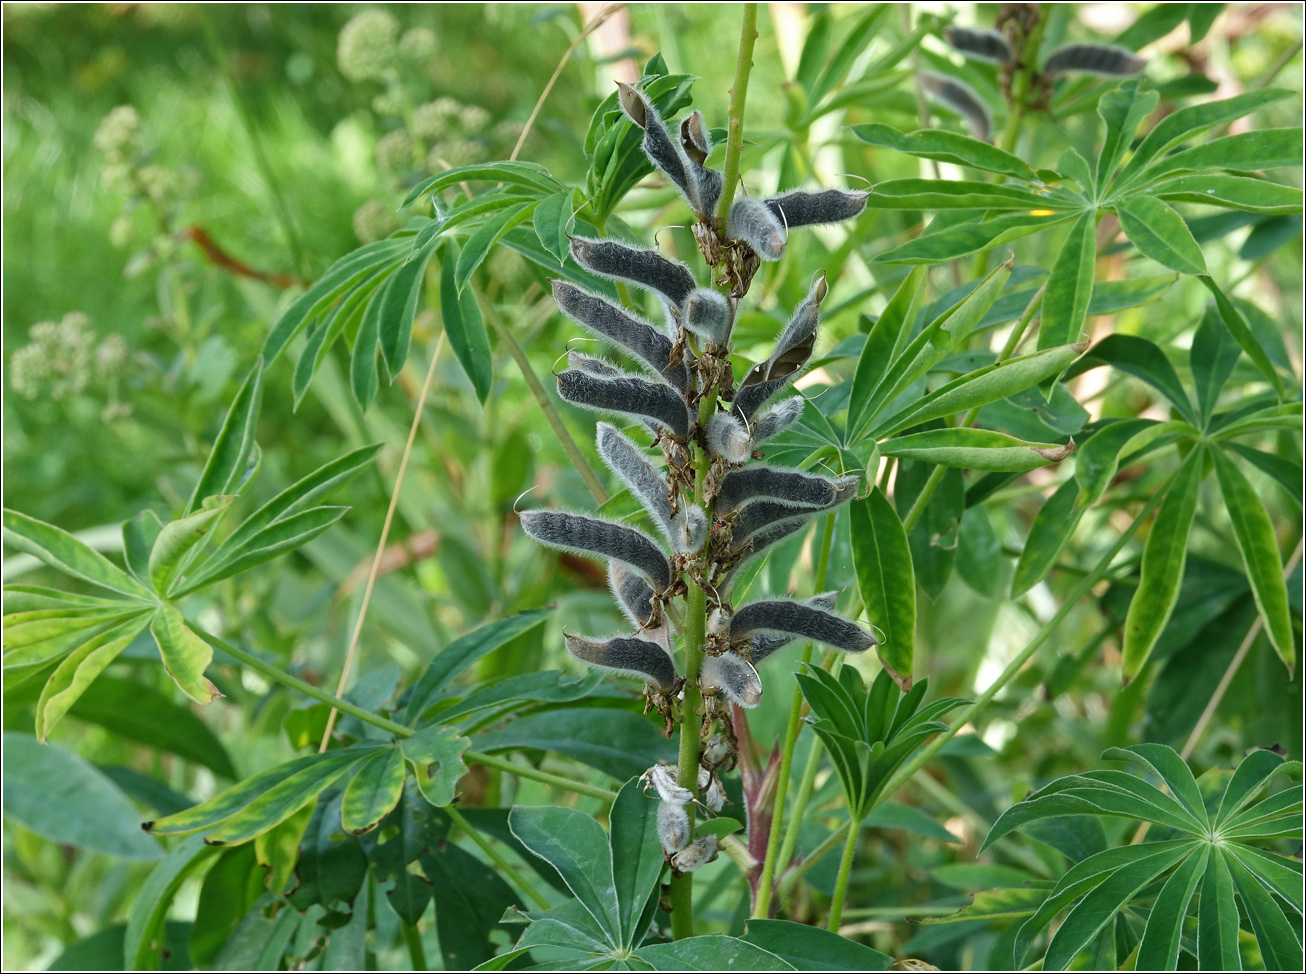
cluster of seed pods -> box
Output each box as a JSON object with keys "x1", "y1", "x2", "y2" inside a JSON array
[{"x1": 517, "y1": 84, "x2": 878, "y2": 870}]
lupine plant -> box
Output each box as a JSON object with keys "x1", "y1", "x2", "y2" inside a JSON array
[{"x1": 3, "y1": 4, "x2": 1302, "y2": 971}]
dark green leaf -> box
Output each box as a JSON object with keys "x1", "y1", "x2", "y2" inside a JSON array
[
  {"x1": 1199, "y1": 274, "x2": 1287, "y2": 397},
  {"x1": 378, "y1": 236, "x2": 440, "y2": 376},
  {"x1": 441, "y1": 240, "x2": 494, "y2": 404},
  {"x1": 1116, "y1": 194, "x2": 1207, "y2": 275},
  {"x1": 1095, "y1": 81, "x2": 1160, "y2": 188},
  {"x1": 850, "y1": 123, "x2": 1038, "y2": 180},
  {"x1": 1040, "y1": 211, "x2": 1098, "y2": 350},
  {"x1": 3, "y1": 509, "x2": 152, "y2": 601},
  {"x1": 636, "y1": 934, "x2": 795, "y2": 970},
  {"x1": 609, "y1": 776, "x2": 665, "y2": 948},
  {"x1": 741, "y1": 919, "x2": 891, "y2": 971},
  {"x1": 402, "y1": 161, "x2": 561, "y2": 208},
  {"x1": 124, "y1": 836, "x2": 213, "y2": 969},
  {"x1": 1063, "y1": 334, "x2": 1195, "y2": 423},
  {"x1": 187, "y1": 363, "x2": 262, "y2": 514},
  {"x1": 850, "y1": 490, "x2": 915, "y2": 687},
  {"x1": 533, "y1": 191, "x2": 574, "y2": 262},
  {"x1": 475, "y1": 707, "x2": 674, "y2": 782},
  {"x1": 1012, "y1": 478, "x2": 1083, "y2": 597}
]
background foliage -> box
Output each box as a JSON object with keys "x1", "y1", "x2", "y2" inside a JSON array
[{"x1": 3, "y1": 3, "x2": 1302, "y2": 971}]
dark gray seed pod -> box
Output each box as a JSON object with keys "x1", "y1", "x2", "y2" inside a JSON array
[
  {"x1": 568, "y1": 350, "x2": 622, "y2": 376},
  {"x1": 716, "y1": 466, "x2": 859, "y2": 514},
  {"x1": 671, "y1": 506, "x2": 708, "y2": 555},
  {"x1": 733, "y1": 275, "x2": 826, "y2": 421},
  {"x1": 727, "y1": 196, "x2": 787, "y2": 260},
  {"x1": 944, "y1": 26, "x2": 1014, "y2": 65},
  {"x1": 557, "y1": 369, "x2": 692, "y2": 441},
  {"x1": 670, "y1": 834, "x2": 718, "y2": 873},
  {"x1": 679, "y1": 111, "x2": 723, "y2": 218},
  {"x1": 596, "y1": 422, "x2": 678, "y2": 540},
  {"x1": 609, "y1": 562, "x2": 657, "y2": 630},
  {"x1": 617, "y1": 83, "x2": 694, "y2": 207},
  {"x1": 553, "y1": 281, "x2": 687, "y2": 390},
  {"x1": 658, "y1": 800, "x2": 691, "y2": 854},
  {"x1": 764, "y1": 189, "x2": 869, "y2": 229},
  {"x1": 732, "y1": 500, "x2": 824, "y2": 541},
  {"x1": 752, "y1": 396, "x2": 805, "y2": 444},
  {"x1": 520, "y1": 509, "x2": 673, "y2": 590},
  {"x1": 919, "y1": 72, "x2": 992, "y2": 144},
  {"x1": 719, "y1": 517, "x2": 809, "y2": 594},
  {"x1": 569, "y1": 236, "x2": 697, "y2": 309},
  {"x1": 730, "y1": 599, "x2": 877, "y2": 654},
  {"x1": 1043, "y1": 43, "x2": 1146, "y2": 77},
  {"x1": 565, "y1": 632, "x2": 679, "y2": 692},
  {"x1": 749, "y1": 592, "x2": 840, "y2": 664},
  {"x1": 684, "y1": 289, "x2": 734, "y2": 346},
  {"x1": 700, "y1": 650, "x2": 763, "y2": 708},
  {"x1": 705, "y1": 411, "x2": 752, "y2": 463}
]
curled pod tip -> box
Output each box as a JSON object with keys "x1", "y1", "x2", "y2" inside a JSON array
[
  {"x1": 727, "y1": 195, "x2": 787, "y2": 261},
  {"x1": 700, "y1": 650, "x2": 763, "y2": 708},
  {"x1": 752, "y1": 396, "x2": 805, "y2": 444},
  {"x1": 705, "y1": 411, "x2": 752, "y2": 464}
]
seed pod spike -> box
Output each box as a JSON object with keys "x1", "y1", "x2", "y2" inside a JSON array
[
  {"x1": 727, "y1": 195, "x2": 787, "y2": 261},
  {"x1": 749, "y1": 592, "x2": 840, "y2": 664},
  {"x1": 1043, "y1": 43, "x2": 1146, "y2": 77},
  {"x1": 919, "y1": 72, "x2": 992, "y2": 144}
]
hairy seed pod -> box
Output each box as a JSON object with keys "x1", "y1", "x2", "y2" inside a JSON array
[
  {"x1": 671, "y1": 505, "x2": 708, "y2": 555},
  {"x1": 700, "y1": 650, "x2": 763, "y2": 707},
  {"x1": 553, "y1": 281, "x2": 687, "y2": 389},
  {"x1": 569, "y1": 236, "x2": 697, "y2": 309},
  {"x1": 707, "y1": 606, "x2": 731, "y2": 635},
  {"x1": 704, "y1": 778, "x2": 725, "y2": 813},
  {"x1": 752, "y1": 396, "x2": 805, "y2": 444},
  {"x1": 684, "y1": 288, "x2": 734, "y2": 346},
  {"x1": 944, "y1": 25, "x2": 1014, "y2": 65},
  {"x1": 679, "y1": 111, "x2": 724, "y2": 218},
  {"x1": 716, "y1": 466, "x2": 859, "y2": 514},
  {"x1": 733, "y1": 276, "x2": 825, "y2": 420},
  {"x1": 567, "y1": 350, "x2": 621, "y2": 376},
  {"x1": 557, "y1": 368, "x2": 692, "y2": 440},
  {"x1": 519, "y1": 509, "x2": 673, "y2": 590},
  {"x1": 749, "y1": 592, "x2": 839, "y2": 663},
  {"x1": 720, "y1": 517, "x2": 809, "y2": 595},
  {"x1": 702, "y1": 734, "x2": 733, "y2": 768},
  {"x1": 596, "y1": 422, "x2": 679, "y2": 540},
  {"x1": 764, "y1": 189, "x2": 869, "y2": 229},
  {"x1": 643, "y1": 764, "x2": 693, "y2": 804},
  {"x1": 617, "y1": 83, "x2": 694, "y2": 208},
  {"x1": 732, "y1": 500, "x2": 824, "y2": 541},
  {"x1": 730, "y1": 599, "x2": 877, "y2": 654},
  {"x1": 658, "y1": 800, "x2": 691, "y2": 854},
  {"x1": 727, "y1": 196, "x2": 787, "y2": 260},
  {"x1": 564, "y1": 632, "x2": 679, "y2": 691},
  {"x1": 705, "y1": 411, "x2": 752, "y2": 463},
  {"x1": 671, "y1": 834, "x2": 719, "y2": 873},
  {"x1": 919, "y1": 72, "x2": 992, "y2": 143},
  {"x1": 609, "y1": 563, "x2": 658, "y2": 629},
  {"x1": 1043, "y1": 43, "x2": 1146, "y2": 77}
]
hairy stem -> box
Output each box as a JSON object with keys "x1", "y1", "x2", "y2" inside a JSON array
[
  {"x1": 445, "y1": 804, "x2": 552, "y2": 909},
  {"x1": 481, "y1": 299, "x2": 608, "y2": 504},
  {"x1": 999, "y1": 5, "x2": 1050, "y2": 155},
  {"x1": 715, "y1": 3, "x2": 759, "y2": 235},
  {"x1": 901, "y1": 284, "x2": 1046, "y2": 534},
  {"x1": 827, "y1": 817, "x2": 861, "y2": 931},
  {"x1": 751, "y1": 512, "x2": 836, "y2": 918}
]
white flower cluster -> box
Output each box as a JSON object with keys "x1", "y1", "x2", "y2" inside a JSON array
[{"x1": 9, "y1": 313, "x2": 132, "y2": 419}]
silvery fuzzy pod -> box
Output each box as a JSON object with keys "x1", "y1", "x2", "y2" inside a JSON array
[
  {"x1": 553, "y1": 281, "x2": 687, "y2": 390},
  {"x1": 944, "y1": 26, "x2": 1014, "y2": 65},
  {"x1": 684, "y1": 288, "x2": 734, "y2": 346},
  {"x1": 569, "y1": 236, "x2": 697, "y2": 309},
  {"x1": 702, "y1": 734, "x2": 732, "y2": 768},
  {"x1": 919, "y1": 72, "x2": 992, "y2": 144},
  {"x1": 704, "y1": 778, "x2": 725, "y2": 813},
  {"x1": 705, "y1": 411, "x2": 752, "y2": 464},
  {"x1": 752, "y1": 396, "x2": 805, "y2": 444},
  {"x1": 749, "y1": 591, "x2": 839, "y2": 663},
  {"x1": 643, "y1": 764, "x2": 694, "y2": 804},
  {"x1": 557, "y1": 368, "x2": 693, "y2": 441},
  {"x1": 596, "y1": 422, "x2": 678, "y2": 540},
  {"x1": 671, "y1": 834, "x2": 719, "y2": 873},
  {"x1": 733, "y1": 276, "x2": 825, "y2": 421},
  {"x1": 568, "y1": 349, "x2": 623, "y2": 376},
  {"x1": 519, "y1": 509, "x2": 673, "y2": 590},
  {"x1": 617, "y1": 83, "x2": 693, "y2": 209},
  {"x1": 1043, "y1": 43, "x2": 1146, "y2": 77},
  {"x1": 699, "y1": 650, "x2": 763, "y2": 708},
  {"x1": 730, "y1": 599, "x2": 877, "y2": 654},
  {"x1": 671, "y1": 506, "x2": 708, "y2": 555},
  {"x1": 564, "y1": 632, "x2": 679, "y2": 692},
  {"x1": 609, "y1": 562, "x2": 657, "y2": 630},
  {"x1": 727, "y1": 196, "x2": 787, "y2": 260},
  {"x1": 658, "y1": 800, "x2": 691, "y2": 854},
  {"x1": 680, "y1": 111, "x2": 724, "y2": 219},
  {"x1": 718, "y1": 516, "x2": 810, "y2": 596},
  {"x1": 764, "y1": 189, "x2": 869, "y2": 229},
  {"x1": 716, "y1": 466, "x2": 859, "y2": 514}
]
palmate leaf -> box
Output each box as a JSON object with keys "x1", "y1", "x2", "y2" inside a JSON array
[
  {"x1": 3, "y1": 509, "x2": 153, "y2": 602},
  {"x1": 978, "y1": 745, "x2": 1305, "y2": 971}
]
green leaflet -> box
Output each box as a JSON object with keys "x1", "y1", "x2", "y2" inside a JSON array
[
  {"x1": 341, "y1": 747, "x2": 406, "y2": 834},
  {"x1": 441, "y1": 239, "x2": 494, "y2": 404},
  {"x1": 400, "y1": 724, "x2": 470, "y2": 808},
  {"x1": 1210, "y1": 448, "x2": 1296, "y2": 675},
  {"x1": 455, "y1": 200, "x2": 537, "y2": 293},
  {"x1": 1095, "y1": 80, "x2": 1160, "y2": 190},
  {"x1": 34, "y1": 613, "x2": 151, "y2": 742},
  {"x1": 846, "y1": 265, "x2": 926, "y2": 440},
  {"x1": 879, "y1": 428, "x2": 1072, "y2": 472},
  {"x1": 1116, "y1": 194, "x2": 1207, "y2": 275},
  {"x1": 1039, "y1": 211, "x2": 1097, "y2": 350},
  {"x1": 3, "y1": 509, "x2": 153, "y2": 601},
  {"x1": 849, "y1": 491, "x2": 916, "y2": 687},
  {"x1": 877, "y1": 210, "x2": 1072, "y2": 264},
  {"x1": 531, "y1": 190, "x2": 574, "y2": 262},
  {"x1": 1150, "y1": 173, "x2": 1304, "y2": 215},
  {"x1": 149, "y1": 606, "x2": 221, "y2": 705},
  {"x1": 401, "y1": 160, "x2": 561, "y2": 208},
  {"x1": 1200, "y1": 274, "x2": 1287, "y2": 397},
  {"x1": 1011, "y1": 478, "x2": 1082, "y2": 598},
  {"x1": 1122, "y1": 447, "x2": 1206, "y2": 683},
  {"x1": 148, "y1": 496, "x2": 235, "y2": 597},
  {"x1": 186, "y1": 362, "x2": 262, "y2": 514},
  {"x1": 849, "y1": 123, "x2": 1038, "y2": 181}
]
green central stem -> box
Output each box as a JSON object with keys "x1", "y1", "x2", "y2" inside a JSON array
[
  {"x1": 715, "y1": 3, "x2": 759, "y2": 235},
  {"x1": 827, "y1": 817, "x2": 861, "y2": 931},
  {"x1": 999, "y1": 5, "x2": 1050, "y2": 155}
]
